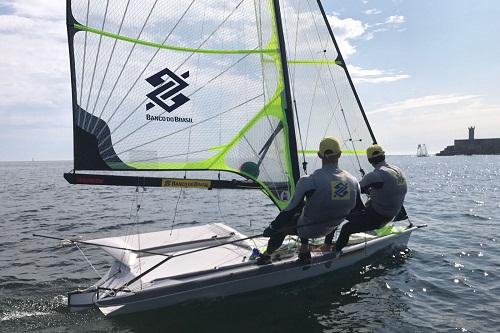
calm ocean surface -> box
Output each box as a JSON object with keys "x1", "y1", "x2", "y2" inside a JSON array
[{"x1": 0, "y1": 155, "x2": 499, "y2": 332}]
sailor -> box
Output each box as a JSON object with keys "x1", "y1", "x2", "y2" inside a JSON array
[
  {"x1": 256, "y1": 137, "x2": 360, "y2": 265},
  {"x1": 333, "y1": 144, "x2": 408, "y2": 254}
]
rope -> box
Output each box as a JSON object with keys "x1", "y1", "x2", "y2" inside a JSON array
[
  {"x1": 75, "y1": 243, "x2": 102, "y2": 278},
  {"x1": 170, "y1": 187, "x2": 184, "y2": 235},
  {"x1": 134, "y1": 186, "x2": 144, "y2": 290}
]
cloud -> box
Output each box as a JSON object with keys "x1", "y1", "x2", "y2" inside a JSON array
[
  {"x1": 385, "y1": 15, "x2": 405, "y2": 24},
  {"x1": 365, "y1": 9, "x2": 382, "y2": 15},
  {"x1": 370, "y1": 14, "x2": 405, "y2": 34},
  {"x1": 368, "y1": 94, "x2": 481, "y2": 115},
  {"x1": 4, "y1": 0, "x2": 63, "y2": 20},
  {"x1": 349, "y1": 65, "x2": 410, "y2": 83},
  {"x1": 0, "y1": 15, "x2": 69, "y2": 109}
]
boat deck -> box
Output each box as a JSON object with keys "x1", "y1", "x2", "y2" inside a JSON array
[{"x1": 87, "y1": 223, "x2": 380, "y2": 290}]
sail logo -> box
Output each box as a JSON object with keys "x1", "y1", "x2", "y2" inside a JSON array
[
  {"x1": 331, "y1": 181, "x2": 351, "y2": 200},
  {"x1": 145, "y1": 67, "x2": 190, "y2": 113}
]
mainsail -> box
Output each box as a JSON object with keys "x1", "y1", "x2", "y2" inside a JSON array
[{"x1": 66, "y1": 0, "x2": 379, "y2": 209}]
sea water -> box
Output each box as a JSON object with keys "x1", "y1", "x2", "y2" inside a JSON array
[{"x1": 0, "y1": 155, "x2": 499, "y2": 332}]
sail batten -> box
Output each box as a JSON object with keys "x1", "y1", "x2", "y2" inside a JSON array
[{"x1": 74, "y1": 24, "x2": 278, "y2": 55}]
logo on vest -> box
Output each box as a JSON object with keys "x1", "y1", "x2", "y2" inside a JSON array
[
  {"x1": 331, "y1": 181, "x2": 351, "y2": 200},
  {"x1": 145, "y1": 67, "x2": 190, "y2": 113}
]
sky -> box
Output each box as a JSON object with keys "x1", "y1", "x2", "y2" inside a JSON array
[{"x1": 0, "y1": 0, "x2": 499, "y2": 161}]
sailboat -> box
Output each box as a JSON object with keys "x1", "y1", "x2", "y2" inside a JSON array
[
  {"x1": 53, "y1": 0, "x2": 421, "y2": 316},
  {"x1": 417, "y1": 144, "x2": 429, "y2": 157}
]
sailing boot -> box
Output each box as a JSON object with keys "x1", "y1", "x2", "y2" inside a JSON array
[
  {"x1": 256, "y1": 253, "x2": 272, "y2": 265},
  {"x1": 297, "y1": 244, "x2": 311, "y2": 264}
]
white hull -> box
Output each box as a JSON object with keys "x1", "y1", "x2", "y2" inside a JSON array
[{"x1": 68, "y1": 223, "x2": 415, "y2": 317}]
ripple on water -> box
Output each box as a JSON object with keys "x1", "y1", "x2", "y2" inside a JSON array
[{"x1": 2, "y1": 157, "x2": 500, "y2": 332}]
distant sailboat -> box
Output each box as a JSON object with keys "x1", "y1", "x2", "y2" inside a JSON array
[
  {"x1": 417, "y1": 144, "x2": 429, "y2": 157},
  {"x1": 37, "y1": 0, "x2": 422, "y2": 317}
]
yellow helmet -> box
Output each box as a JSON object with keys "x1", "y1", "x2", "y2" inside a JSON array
[
  {"x1": 366, "y1": 144, "x2": 385, "y2": 159},
  {"x1": 319, "y1": 137, "x2": 341, "y2": 157}
]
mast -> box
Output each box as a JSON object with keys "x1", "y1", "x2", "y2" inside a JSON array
[
  {"x1": 66, "y1": 0, "x2": 79, "y2": 169},
  {"x1": 271, "y1": 0, "x2": 300, "y2": 185},
  {"x1": 316, "y1": 0, "x2": 377, "y2": 145}
]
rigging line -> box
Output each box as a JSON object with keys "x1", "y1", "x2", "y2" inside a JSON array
[
  {"x1": 285, "y1": 0, "x2": 301, "y2": 95},
  {"x1": 280, "y1": 0, "x2": 292, "y2": 84},
  {"x1": 91, "y1": 0, "x2": 193, "y2": 135},
  {"x1": 103, "y1": 93, "x2": 263, "y2": 159},
  {"x1": 184, "y1": 1, "x2": 206, "y2": 179},
  {"x1": 296, "y1": 2, "x2": 336, "y2": 172},
  {"x1": 293, "y1": 99, "x2": 307, "y2": 173},
  {"x1": 316, "y1": 84, "x2": 359, "y2": 174},
  {"x1": 97, "y1": 48, "x2": 255, "y2": 152},
  {"x1": 319, "y1": 86, "x2": 347, "y2": 139},
  {"x1": 89, "y1": 0, "x2": 131, "y2": 134},
  {"x1": 83, "y1": 0, "x2": 110, "y2": 132},
  {"x1": 77, "y1": 0, "x2": 90, "y2": 126},
  {"x1": 280, "y1": 2, "x2": 306, "y2": 170},
  {"x1": 254, "y1": 0, "x2": 267, "y2": 104},
  {"x1": 172, "y1": 0, "x2": 246, "y2": 74},
  {"x1": 278, "y1": 1, "x2": 306, "y2": 170},
  {"x1": 306, "y1": 8, "x2": 364, "y2": 175},
  {"x1": 300, "y1": 7, "x2": 332, "y2": 151},
  {"x1": 75, "y1": 243, "x2": 102, "y2": 278},
  {"x1": 187, "y1": 50, "x2": 254, "y2": 98},
  {"x1": 121, "y1": 184, "x2": 138, "y2": 265},
  {"x1": 324, "y1": 61, "x2": 364, "y2": 175},
  {"x1": 254, "y1": 0, "x2": 288, "y2": 180},
  {"x1": 94, "y1": 5, "x2": 198, "y2": 141},
  {"x1": 287, "y1": 2, "x2": 303, "y2": 165},
  {"x1": 92, "y1": 0, "x2": 159, "y2": 138},
  {"x1": 134, "y1": 186, "x2": 144, "y2": 290},
  {"x1": 170, "y1": 187, "x2": 184, "y2": 235},
  {"x1": 94, "y1": 0, "x2": 196, "y2": 140},
  {"x1": 305, "y1": 0, "x2": 327, "y2": 51},
  {"x1": 241, "y1": 136, "x2": 282, "y2": 197},
  {"x1": 127, "y1": 148, "x2": 214, "y2": 164},
  {"x1": 272, "y1": 0, "x2": 300, "y2": 186},
  {"x1": 291, "y1": 0, "x2": 302, "y2": 89},
  {"x1": 252, "y1": 1, "x2": 287, "y2": 189},
  {"x1": 304, "y1": 65, "x2": 321, "y2": 149},
  {"x1": 316, "y1": 0, "x2": 376, "y2": 145},
  {"x1": 299, "y1": 30, "x2": 341, "y2": 170},
  {"x1": 254, "y1": 0, "x2": 284, "y2": 176},
  {"x1": 312, "y1": 75, "x2": 345, "y2": 171},
  {"x1": 184, "y1": 126, "x2": 193, "y2": 178},
  {"x1": 34, "y1": 234, "x2": 169, "y2": 257},
  {"x1": 257, "y1": 110, "x2": 287, "y2": 189}
]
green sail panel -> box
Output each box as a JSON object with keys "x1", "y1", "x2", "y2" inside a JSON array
[{"x1": 67, "y1": 0, "x2": 296, "y2": 208}]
